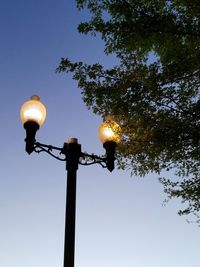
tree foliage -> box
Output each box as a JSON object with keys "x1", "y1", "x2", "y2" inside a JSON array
[{"x1": 57, "y1": 0, "x2": 200, "y2": 218}]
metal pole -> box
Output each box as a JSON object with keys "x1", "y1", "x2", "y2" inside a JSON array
[
  {"x1": 63, "y1": 168, "x2": 77, "y2": 267},
  {"x1": 63, "y1": 140, "x2": 81, "y2": 267}
]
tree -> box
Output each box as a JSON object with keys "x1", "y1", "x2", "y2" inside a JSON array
[{"x1": 57, "y1": 0, "x2": 200, "y2": 220}]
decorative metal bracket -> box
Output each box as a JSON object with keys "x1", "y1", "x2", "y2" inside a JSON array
[
  {"x1": 33, "y1": 142, "x2": 107, "y2": 168},
  {"x1": 79, "y1": 152, "x2": 107, "y2": 168},
  {"x1": 23, "y1": 117, "x2": 117, "y2": 172},
  {"x1": 34, "y1": 142, "x2": 66, "y2": 161}
]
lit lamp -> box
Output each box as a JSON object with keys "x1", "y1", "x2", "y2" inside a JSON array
[
  {"x1": 99, "y1": 116, "x2": 121, "y2": 171},
  {"x1": 20, "y1": 95, "x2": 46, "y2": 154}
]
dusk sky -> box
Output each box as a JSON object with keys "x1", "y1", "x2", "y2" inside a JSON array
[{"x1": 0, "y1": 1, "x2": 200, "y2": 267}]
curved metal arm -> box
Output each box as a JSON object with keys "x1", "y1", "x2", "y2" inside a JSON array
[
  {"x1": 34, "y1": 142, "x2": 66, "y2": 161},
  {"x1": 23, "y1": 120, "x2": 116, "y2": 171},
  {"x1": 30, "y1": 141, "x2": 115, "y2": 171},
  {"x1": 33, "y1": 142, "x2": 108, "y2": 167},
  {"x1": 79, "y1": 152, "x2": 107, "y2": 168}
]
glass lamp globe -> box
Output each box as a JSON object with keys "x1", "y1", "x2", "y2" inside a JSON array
[
  {"x1": 98, "y1": 116, "x2": 121, "y2": 144},
  {"x1": 20, "y1": 95, "x2": 46, "y2": 126}
]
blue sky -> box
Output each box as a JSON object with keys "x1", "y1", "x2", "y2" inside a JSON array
[{"x1": 0, "y1": 1, "x2": 200, "y2": 267}]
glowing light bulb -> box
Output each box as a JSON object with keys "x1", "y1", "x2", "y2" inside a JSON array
[
  {"x1": 20, "y1": 95, "x2": 46, "y2": 126},
  {"x1": 103, "y1": 127, "x2": 115, "y2": 138},
  {"x1": 98, "y1": 117, "x2": 121, "y2": 144}
]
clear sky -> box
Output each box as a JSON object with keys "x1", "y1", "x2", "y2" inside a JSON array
[{"x1": 0, "y1": 1, "x2": 200, "y2": 267}]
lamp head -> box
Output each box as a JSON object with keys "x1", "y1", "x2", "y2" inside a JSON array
[
  {"x1": 98, "y1": 116, "x2": 121, "y2": 172},
  {"x1": 98, "y1": 115, "x2": 121, "y2": 145},
  {"x1": 20, "y1": 95, "x2": 46, "y2": 154},
  {"x1": 20, "y1": 95, "x2": 46, "y2": 126}
]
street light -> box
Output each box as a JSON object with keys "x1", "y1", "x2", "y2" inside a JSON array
[
  {"x1": 20, "y1": 95, "x2": 121, "y2": 267},
  {"x1": 20, "y1": 95, "x2": 46, "y2": 154}
]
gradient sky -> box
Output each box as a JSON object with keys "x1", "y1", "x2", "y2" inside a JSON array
[{"x1": 0, "y1": 1, "x2": 200, "y2": 267}]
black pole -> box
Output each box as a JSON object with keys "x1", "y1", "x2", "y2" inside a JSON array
[
  {"x1": 63, "y1": 168, "x2": 77, "y2": 267},
  {"x1": 63, "y1": 141, "x2": 81, "y2": 267}
]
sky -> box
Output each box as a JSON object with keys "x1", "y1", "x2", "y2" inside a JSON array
[{"x1": 0, "y1": 1, "x2": 200, "y2": 267}]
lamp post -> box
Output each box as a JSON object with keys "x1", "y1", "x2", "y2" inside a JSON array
[{"x1": 20, "y1": 95, "x2": 121, "y2": 267}]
